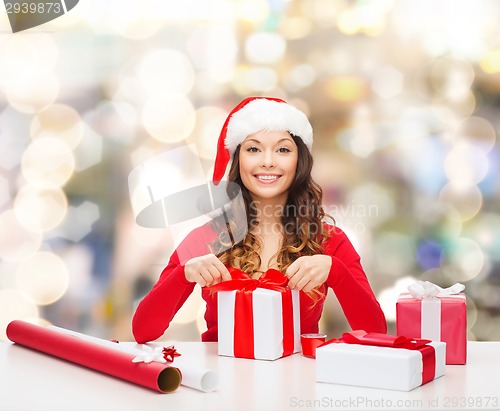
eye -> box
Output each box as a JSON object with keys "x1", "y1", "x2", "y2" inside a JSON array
[
  {"x1": 278, "y1": 147, "x2": 291, "y2": 153},
  {"x1": 246, "y1": 146, "x2": 260, "y2": 153}
]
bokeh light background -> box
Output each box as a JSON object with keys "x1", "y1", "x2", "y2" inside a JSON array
[{"x1": 1, "y1": 0, "x2": 500, "y2": 342}]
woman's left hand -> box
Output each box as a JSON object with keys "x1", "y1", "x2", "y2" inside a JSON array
[{"x1": 285, "y1": 255, "x2": 332, "y2": 292}]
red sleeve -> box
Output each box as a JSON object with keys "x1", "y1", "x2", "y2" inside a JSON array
[
  {"x1": 324, "y1": 225, "x2": 387, "y2": 333},
  {"x1": 132, "y1": 251, "x2": 195, "y2": 343},
  {"x1": 132, "y1": 223, "x2": 216, "y2": 343}
]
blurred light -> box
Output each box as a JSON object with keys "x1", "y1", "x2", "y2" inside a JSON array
[
  {"x1": 344, "y1": 183, "x2": 396, "y2": 229},
  {"x1": 326, "y1": 77, "x2": 367, "y2": 102},
  {"x1": 14, "y1": 185, "x2": 68, "y2": 233},
  {"x1": 0, "y1": 175, "x2": 10, "y2": 208},
  {"x1": 345, "y1": 105, "x2": 377, "y2": 158},
  {"x1": 444, "y1": 143, "x2": 489, "y2": 188},
  {"x1": 439, "y1": 183, "x2": 482, "y2": 221},
  {"x1": 377, "y1": 276, "x2": 418, "y2": 322},
  {"x1": 480, "y1": 49, "x2": 500, "y2": 73},
  {"x1": 21, "y1": 137, "x2": 75, "y2": 189},
  {"x1": 62, "y1": 245, "x2": 93, "y2": 296},
  {"x1": 85, "y1": 101, "x2": 138, "y2": 145},
  {"x1": 312, "y1": 151, "x2": 361, "y2": 190},
  {"x1": 284, "y1": 64, "x2": 317, "y2": 92},
  {"x1": 142, "y1": 94, "x2": 195, "y2": 143},
  {"x1": 130, "y1": 145, "x2": 159, "y2": 168},
  {"x1": 417, "y1": 203, "x2": 462, "y2": 240},
  {"x1": 16, "y1": 252, "x2": 69, "y2": 306},
  {"x1": 171, "y1": 286, "x2": 204, "y2": 324},
  {"x1": 416, "y1": 241, "x2": 444, "y2": 270},
  {"x1": 0, "y1": 34, "x2": 57, "y2": 89},
  {"x1": 453, "y1": 116, "x2": 496, "y2": 153},
  {"x1": 138, "y1": 49, "x2": 195, "y2": 97},
  {"x1": 54, "y1": 201, "x2": 100, "y2": 243},
  {"x1": 0, "y1": 108, "x2": 32, "y2": 171},
  {"x1": 432, "y1": 90, "x2": 476, "y2": 123},
  {"x1": 186, "y1": 27, "x2": 238, "y2": 76},
  {"x1": 467, "y1": 295, "x2": 478, "y2": 331},
  {"x1": 72, "y1": 125, "x2": 103, "y2": 172},
  {"x1": 0, "y1": 209, "x2": 42, "y2": 262},
  {"x1": 337, "y1": 5, "x2": 387, "y2": 36},
  {"x1": 444, "y1": 237, "x2": 486, "y2": 282},
  {"x1": 0, "y1": 288, "x2": 39, "y2": 342},
  {"x1": 128, "y1": 145, "x2": 207, "y2": 227},
  {"x1": 31, "y1": 104, "x2": 84, "y2": 149},
  {"x1": 245, "y1": 32, "x2": 286, "y2": 65},
  {"x1": 154, "y1": 0, "x2": 232, "y2": 20},
  {"x1": 373, "y1": 232, "x2": 416, "y2": 277},
  {"x1": 280, "y1": 16, "x2": 313, "y2": 40},
  {"x1": 244, "y1": 67, "x2": 279, "y2": 92},
  {"x1": 6, "y1": 72, "x2": 59, "y2": 114},
  {"x1": 236, "y1": 0, "x2": 270, "y2": 24},
  {"x1": 430, "y1": 57, "x2": 475, "y2": 97},
  {"x1": 390, "y1": 1, "x2": 493, "y2": 59},
  {"x1": 371, "y1": 66, "x2": 403, "y2": 99},
  {"x1": 187, "y1": 106, "x2": 228, "y2": 160},
  {"x1": 109, "y1": 0, "x2": 163, "y2": 39},
  {"x1": 464, "y1": 213, "x2": 500, "y2": 261}
]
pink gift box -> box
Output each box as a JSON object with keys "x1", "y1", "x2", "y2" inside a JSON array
[{"x1": 396, "y1": 292, "x2": 466, "y2": 364}]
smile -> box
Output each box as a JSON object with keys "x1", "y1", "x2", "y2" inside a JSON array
[{"x1": 254, "y1": 174, "x2": 282, "y2": 183}]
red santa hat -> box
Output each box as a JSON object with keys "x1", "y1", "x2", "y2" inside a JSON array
[{"x1": 212, "y1": 97, "x2": 313, "y2": 184}]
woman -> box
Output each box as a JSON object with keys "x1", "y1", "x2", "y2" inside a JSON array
[{"x1": 132, "y1": 97, "x2": 387, "y2": 343}]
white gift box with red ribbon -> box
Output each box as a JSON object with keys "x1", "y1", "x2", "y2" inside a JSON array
[
  {"x1": 316, "y1": 331, "x2": 446, "y2": 391},
  {"x1": 218, "y1": 288, "x2": 301, "y2": 361}
]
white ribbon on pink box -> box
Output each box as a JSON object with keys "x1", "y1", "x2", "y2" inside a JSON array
[{"x1": 397, "y1": 281, "x2": 467, "y2": 364}]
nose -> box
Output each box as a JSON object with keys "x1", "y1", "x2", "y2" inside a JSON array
[{"x1": 261, "y1": 150, "x2": 275, "y2": 168}]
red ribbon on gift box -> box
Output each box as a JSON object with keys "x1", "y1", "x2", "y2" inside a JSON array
[
  {"x1": 320, "y1": 330, "x2": 436, "y2": 385},
  {"x1": 209, "y1": 267, "x2": 294, "y2": 359}
]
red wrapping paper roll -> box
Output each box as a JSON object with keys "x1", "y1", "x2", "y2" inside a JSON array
[{"x1": 6, "y1": 320, "x2": 181, "y2": 393}]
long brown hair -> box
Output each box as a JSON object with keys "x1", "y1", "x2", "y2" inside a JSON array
[{"x1": 213, "y1": 134, "x2": 333, "y2": 298}]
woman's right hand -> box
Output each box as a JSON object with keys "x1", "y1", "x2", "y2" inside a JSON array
[{"x1": 184, "y1": 254, "x2": 232, "y2": 287}]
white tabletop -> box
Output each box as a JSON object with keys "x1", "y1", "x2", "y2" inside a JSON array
[{"x1": 0, "y1": 341, "x2": 499, "y2": 411}]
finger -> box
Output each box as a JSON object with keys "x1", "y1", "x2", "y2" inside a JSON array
[
  {"x1": 198, "y1": 268, "x2": 213, "y2": 287},
  {"x1": 285, "y1": 259, "x2": 301, "y2": 279},
  {"x1": 302, "y1": 280, "x2": 318, "y2": 293},
  {"x1": 205, "y1": 264, "x2": 223, "y2": 285},
  {"x1": 213, "y1": 259, "x2": 231, "y2": 282},
  {"x1": 294, "y1": 275, "x2": 312, "y2": 292},
  {"x1": 287, "y1": 269, "x2": 302, "y2": 289}
]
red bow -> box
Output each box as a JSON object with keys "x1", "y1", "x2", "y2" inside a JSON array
[
  {"x1": 208, "y1": 267, "x2": 295, "y2": 359},
  {"x1": 162, "y1": 345, "x2": 181, "y2": 362},
  {"x1": 208, "y1": 267, "x2": 289, "y2": 293},
  {"x1": 321, "y1": 330, "x2": 432, "y2": 350}
]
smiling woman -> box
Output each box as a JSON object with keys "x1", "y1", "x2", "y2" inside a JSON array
[{"x1": 132, "y1": 97, "x2": 387, "y2": 344}]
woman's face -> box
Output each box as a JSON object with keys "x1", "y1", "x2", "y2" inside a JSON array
[{"x1": 238, "y1": 130, "x2": 298, "y2": 204}]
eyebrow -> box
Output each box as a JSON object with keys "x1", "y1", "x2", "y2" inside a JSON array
[{"x1": 243, "y1": 138, "x2": 293, "y2": 145}]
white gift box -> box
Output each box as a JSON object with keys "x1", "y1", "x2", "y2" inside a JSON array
[
  {"x1": 218, "y1": 288, "x2": 301, "y2": 360},
  {"x1": 316, "y1": 340, "x2": 446, "y2": 391}
]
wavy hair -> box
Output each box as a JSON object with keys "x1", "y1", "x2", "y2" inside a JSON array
[{"x1": 212, "y1": 135, "x2": 333, "y2": 300}]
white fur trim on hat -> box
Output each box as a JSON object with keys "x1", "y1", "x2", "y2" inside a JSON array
[{"x1": 224, "y1": 98, "x2": 313, "y2": 155}]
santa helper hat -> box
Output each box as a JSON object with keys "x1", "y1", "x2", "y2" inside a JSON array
[{"x1": 212, "y1": 97, "x2": 313, "y2": 185}]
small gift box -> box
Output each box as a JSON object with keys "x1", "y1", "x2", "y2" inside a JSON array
[
  {"x1": 316, "y1": 330, "x2": 446, "y2": 391},
  {"x1": 396, "y1": 281, "x2": 467, "y2": 364},
  {"x1": 210, "y1": 268, "x2": 301, "y2": 360}
]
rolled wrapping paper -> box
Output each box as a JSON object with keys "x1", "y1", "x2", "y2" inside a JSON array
[
  {"x1": 49, "y1": 325, "x2": 218, "y2": 393},
  {"x1": 6, "y1": 321, "x2": 181, "y2": 394}
]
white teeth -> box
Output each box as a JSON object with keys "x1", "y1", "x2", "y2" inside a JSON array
[{"x1": 257, "y1": 175, "x2": 279, "y2": 181}]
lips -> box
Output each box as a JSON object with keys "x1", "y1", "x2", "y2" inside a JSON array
[{"x1": 254, "y1": 174, "x2": 282, "y2": 184}]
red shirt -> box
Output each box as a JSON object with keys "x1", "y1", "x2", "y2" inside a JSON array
[{"x1": 132, "y1": 222, "x2": 387, "y2": 343}]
